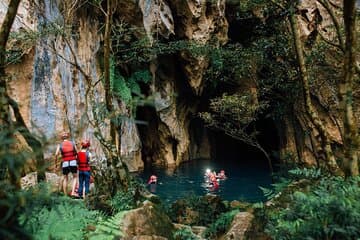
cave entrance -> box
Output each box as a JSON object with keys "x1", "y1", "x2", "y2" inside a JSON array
[
  {"x1": 210, "y1": 117, "x2": 279, "y2": 173},
  {"x1": 136, "y1": 105, "x2": 161, "y2": 167},
  {"x1": 135, "y1": 106, "x2": 280, "y2": 202}
]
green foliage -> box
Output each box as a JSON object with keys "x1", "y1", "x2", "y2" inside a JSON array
[
  {"x1": 265, "y1": 176, "x2": 360, "y2": 240},
  {"x1": 87, "y1": 211, "x2": 125, "y2": 240},
  {"x1": 238, "y1": 0, "x2": 268, "y2": 12},
  {"x1": 20, "y1": 194, "x2": 101, "y2": 240},
  {"x1": 259, "y1": 178, "x2": 292, "y2": 201},
  {"x1": 7, "y1": 29, "x2": 38, "y2": 64},
  {"x1": 203, "y1": 210, "x2": 239, "y2": 239},
  {"x1": 260, "y1": 167, "x2": 325, "y2": 201},
  {"x1": 173, "y1": 227, "x2": 200, "y2": 240},
  {"x1": 110, "y1": 57, "x2": 152, "y2": 107},
  {"x1": 110, "y1": 190, "x2": 135, "y2": 212},
  {"x1": 110, "y1": 59, "x2": 132, "y2": 104},
  {"x1": 205, "y1": 44, "x2": 260, "y2": 87},
  {"x1": 200, "y1": 93, "x2": 268, "y2": 152},
  {"x1": 289, "y1": 167, "x2": 324, "y2": 180},
  {"x1": 0, "y1": 129, "x2": 34, "y2": 239},
  {"x1": 204, "y1": 93, "x2": 268, "y2": 126},
  {"x1": 109, "y1": 179, "x2": 145, "y2": 213},
  {"x1": 127, "y1": 70, "x2": 152, "y2": 95}
]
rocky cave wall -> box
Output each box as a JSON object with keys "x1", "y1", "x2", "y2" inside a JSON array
[
  {"x1": 2, "y1": 0, "x2": 358, "y2": 172},
  {"x1": 3, "y1": 0, "x2": 143, "y2": 172}
]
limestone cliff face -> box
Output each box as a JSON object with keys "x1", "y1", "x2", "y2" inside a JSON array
[
  {"x1": 3, "y1": 0, "x2": 356, "y2": 172},
  {"x1": 136, "y1": 0, "x2": 228, "y2": 166},
  {"x1": 277, "y1": 0, "x2": 346, "y2": 166},
  {"x1": 4, "y1": 0, "x2": 143, "y2": 171}
]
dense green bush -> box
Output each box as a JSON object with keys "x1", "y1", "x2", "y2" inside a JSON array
[
  {"x1": 20, "y1": 194, "x2": 101, "y2": 240},
  {"x1": 203, "y1": 209, "x2": 239, "y2": 239},
  {"x1": 87, "y1": 211, "x2": 125, "y2": 240},
  {"x1": 265, "y1": 176, "x2": 360, "y2": 240},
  {"x1": 109, "y1": 178, "x2": 145, "y2": 213},
  {"x1": 173, "y1": 227, "x2": 200, "y2": 240}
]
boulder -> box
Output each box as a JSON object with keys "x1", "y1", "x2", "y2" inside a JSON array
[
  {"x1": 222, "y1": 212, "x2": 254, "y2": 240},
  {"x1": 120, "y1": 200, "x2": 174, "y2": 239}
]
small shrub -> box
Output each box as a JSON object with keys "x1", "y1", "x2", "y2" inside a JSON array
[
  {"x1": 265, "y1": 176, "x2": 360, "y2": 240},
  {"x1": 203, "y1": 210, "x2": 239, "y2": 239},
  {"x1": 87, "y1": 211, "x2": 125, "y2": 240},
  {"x1": 173, "y1": 227, "x2": 199, "y2": 240},
  {"x1": 109, "y1": 179, "x2": 145, "y2": 213},
  {"x1": 20, "y1": 197, "x2": 101, "y2": 240}
]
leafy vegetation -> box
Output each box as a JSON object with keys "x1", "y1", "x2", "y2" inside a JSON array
[
  {"x1": 265, "y1": 176, "x2": 360, "y2": 240},
  {"x1": 173, "y1": 227, "x2": 200, "y2": 240},
  {"x1": 87, "y1": 211, "x2": 125, "y2": 240},
  {"x1": 0, "y1": 129, "x2": 35, "y2": 239},
  {"x1": 109, "y1": 179, "x2": 145, "y2": 213},
  {"x1": 203, "y1": 209, "x2": 239, "y2": 239},
  {"x1": 20, "y1": 195, "x2": 101, "y2": 240}
]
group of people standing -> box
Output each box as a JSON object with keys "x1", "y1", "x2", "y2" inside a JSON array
[{"x1": 55, "y1": 132, "x2": 93, "y2": 199}]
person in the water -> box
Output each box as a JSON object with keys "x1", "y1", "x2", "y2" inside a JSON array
[
  {"x1": 204, "y1": 168, "x2": 211, "y2": 179},
  {"x1": 148, "y1": 175, "x2": 158, "y2": 184},
  {"x1": 208, "y1": 173, "x2": 219, "y2": 189},
  {"x1": 217, "y1": 170, "x2": 227, "y2": 180}
]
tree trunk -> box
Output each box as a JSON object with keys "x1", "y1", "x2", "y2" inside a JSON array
[
  {"x1": 0, "y1": 1, "x2": 31, "y2": 238},
  {"x1": 289, "y1": 9, "x2": 342, "y2": 175},
  {"x1": 104, "y1": 0, "x2": 112, "y2": 113},
  {"x1": 101, "y1": 0, "x2": 129, "y2": 193},
  {"x1": 0, "y1": 0, "x2": 21, "y2": 126},
  {"x1": 340, "y1": 0, "x2": 359, "y2": 176},
  {"x1": 104, "y1": 0, "x2": 117, "y2": 144}
]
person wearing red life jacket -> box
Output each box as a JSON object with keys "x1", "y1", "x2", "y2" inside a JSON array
[
  {"x1": 209, "y1": 174, "x2": 219, "y2": 188},
  {"x1": 77, "y1": 140, "x2": 92, "y2": 199},
  {"x1": 148, "y1": 175, "x2": 157, "y2": 184},
  {"x1": 217, "y1": 170, "x2": 227, "y2": 180},
  {"x1": 55, "y1": 132, "x2": 78, "y2": 196}
]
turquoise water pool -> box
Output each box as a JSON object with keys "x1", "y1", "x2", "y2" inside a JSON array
[{"x1": 136, "y1": 158, "x2": 272, "y2": 204}]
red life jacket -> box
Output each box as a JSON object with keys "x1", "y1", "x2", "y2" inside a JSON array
[
  {"x1": 60, "y1": 140, "x2": 77, "y2": 162},
  {"x1": 77, "y1": 151, "x2": 90, "y2": 171}
]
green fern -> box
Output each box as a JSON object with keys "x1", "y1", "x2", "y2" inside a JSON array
[
  {"x1": 20, "y1": 198, "x2": 100, "y2": 240},
  {"x1": 173, "y1": 227, "x2": 200, "y2": 240},
  {"x1": 265, "y1": 176, "x2": 360, "y2": 239},
  {"x1": 259, "y1": 177, "x2": 291, "y2": 200},
  {"x1": 87, "y1": 211, "x2": 125, "y2": 240},
  {"x1": 110, "y1": 59, "x2": 132, "y2": 104},
  {"x1": 203, "y1": 210, "x2": 239, "y2": 239},
  {"x1": 289, "y1": 167, "x2": 323, "y2": 179}
]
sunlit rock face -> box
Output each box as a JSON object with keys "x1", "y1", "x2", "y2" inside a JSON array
[
  {"x1": 5, "y1": 0, "x2": 143, "y2": 171},
  {"x1": 120, "y1": 201, "x2": 174, "y2": 239},
  {"x1": 139, "y1": 0, "x2": 175, "y2": 43},
  {"x1": 291, "y1": 0, "x2": 344, "y2": 165},
  {"x1": 170, "y1": 0, "x2": 228, "y2": 95},
  {"x1": 4, "y1": 0, "x2": 353, "y2": 172},
  {"x1": 135, "y1": 0, "x2": 228, "y2": 166}
]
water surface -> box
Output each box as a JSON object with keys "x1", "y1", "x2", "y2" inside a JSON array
[{"x1": 136, "y1": 158, "x2": 272, "y2": 204}]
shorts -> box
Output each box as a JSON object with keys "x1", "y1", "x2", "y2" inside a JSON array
[{"x1": 62, "y1": 160, "x2": 77, "y2": 175}]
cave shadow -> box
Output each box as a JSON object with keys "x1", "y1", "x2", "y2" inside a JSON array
[{"x1": 208, "y1": 117, "x2": 280, "y2": 175}]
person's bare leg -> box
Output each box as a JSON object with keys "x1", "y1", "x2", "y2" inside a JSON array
[
  {"x1": 62, "y1": 175, "x2": 68, "y2": 195},
  {"x1": 71, "y1": 173, "x2": 78, "y2": 196},
  {"x1": 58, "y1": 175, "x2": 63, "y2": 193}
]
